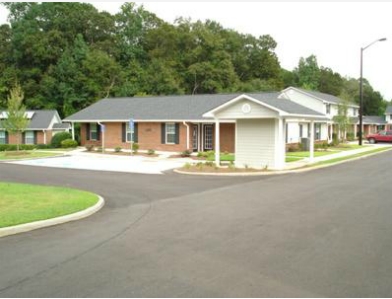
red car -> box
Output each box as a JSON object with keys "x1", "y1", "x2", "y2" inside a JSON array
[{"x1": 366, "y1": 130, "x2": 392, "y2": 144}]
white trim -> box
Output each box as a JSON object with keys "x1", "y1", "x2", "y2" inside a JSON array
[
  {"x1": 203, "y1": 94, "x2": 284, "y2": 118},
  {"x1": 165, "y1": 123, "x2": 176, "y2": 145},
  {"x1": 183, "y1": 121, "x2": 190, "y2": 150},
  {"x1": 214, "y1": 118, "x2": 220, "y2": 167}
]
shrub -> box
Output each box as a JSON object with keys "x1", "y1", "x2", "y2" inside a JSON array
[
  {"x1": 147, "y1": 149, "x2": 155, "y2": 155},
  {"x1": 115, "y1": 147, "x2": 122, "y2": 153},
  {"x1": 36, "y1": 144, "x2": 51, "y2": 149},
  {"x1": 61, "y1": 139, "x2": 78, "y2": 148},
  {"x1": 180, "y1": 150, "x2": 192, "y2": 157},
  {"x1": 51, "y1": 132, "x2": 72, "y2": 148},
  {"x1": 205, "y1": 161, "x2": 214, "y2": 167},
  {"x1": 85, "y1": 144, "x2": 94, "y2": 151},
  {"x1": 132, "y1": 143, "x2": 139, "y2": 153},
  {"x1": 0, "y1": 144, "x2": 17, "y2": 151},
  {"x1": 347, "y1": 132, "x2": 355, "y2": 141},
  {"x1": 184, "y1": 162, "x2": 192, "y2": 169}
]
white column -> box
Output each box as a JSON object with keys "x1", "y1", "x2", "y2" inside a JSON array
[
  {"x1": 310, "y1": 120, "x2": 315, "y2": 162},
  {"x1": 354, "y1": 123, "x2": 357, "y2": 139},
  {"x1": 43, "y1": 130, "x2": 47, "y2": 145},
  {"x1": 71, "y1": 123, "x2": 75, "y2": 140},
  {"x1": 214, "y1": 118, "x2": 220, "y2": 167},
  {"x1": 275, "y1": 118, "x2": 285, "y2": 170}
]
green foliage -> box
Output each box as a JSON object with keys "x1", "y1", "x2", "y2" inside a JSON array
[
  {"x1": 132, "y1": 142, "x2": 139, "y2": 153},
  {"x1": 147, "y1": 149, "x2": 155, "y2": 155},
  {"x1": 60, "y1": 139, "x2": 78, "y2": 148},
  {"x1": 85, "y1": 144, "x2": 94, "y2": 151},
  {"x1": 51, "y1": 132, "x2": 72, "y2": 148},
  {"x1": 295, "y1": 55, "x2": 320, "y2": 90},
  {"x1": 180, "y1": 149, "x2": 192, "y2": 157},
  {"x1": 115, "y1": 146, "x2": 122, "y2": 153},
  {"x1": 0, "y1": 144, "x2": 36, "y2": 151}
]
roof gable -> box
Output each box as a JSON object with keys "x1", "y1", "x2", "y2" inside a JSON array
[{"x1": 0, "y1": 110, "x2": 59, "y2": 130}]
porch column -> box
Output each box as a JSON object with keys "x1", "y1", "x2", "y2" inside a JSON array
[
  {"x1": 275, "y1": 117, "x2": 285, "y2": 170},
  {"x1": 71, "y1": 123, "x2": 75, "y2": 140},
  {"x1": 354, "y1": 123, "x2": 357, "y2": 139},
  {"x1": 43, "y1": 130, "x2": 47, "y2": 145},
  {"x1": 310, "y1": 120, "x2": 315, "y2": 162},
  {"x1": 215, "y1": 118, "x2": 220, "y2": 167}
]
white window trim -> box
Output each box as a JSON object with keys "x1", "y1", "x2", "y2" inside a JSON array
[
  {"x1": 0, "y1": 131, "x2": 5, "y2": 144},
  {"x1": 90, "y1": 123, "x2": 97, "y2": 140},
  {"x1": 25, "y1": 131, "x2": 35, "y2": 145},
  {"x1": 165, "y1": 123, "x2": 176, "y2": 144},
  {"x1": 126, "y1": 126, "x2": 135, "y2": 143}
]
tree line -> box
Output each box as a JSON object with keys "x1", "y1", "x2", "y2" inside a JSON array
[{"x1": 0, "y1": 2, "x2": 388, "y2": 118}]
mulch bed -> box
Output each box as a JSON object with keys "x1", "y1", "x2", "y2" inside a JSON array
[{"x1": 84, "y1": 150, "x2": 159, "y2": 157}]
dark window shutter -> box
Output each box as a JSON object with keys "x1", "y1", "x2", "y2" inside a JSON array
[
  {"x1": 175, "y1": 123, "x2": 180, "y2": 144},
  {"x1": 96, "y1": 124, "x2": 101, "y2": 141},
  {"x1": 34, "y1": 131, "x2": 37, "y2": 144},
  {"x1": 161, "y1": 123, "x2": 166, "y2": 144},
  {"x1": 5, "y1": 131, "x2": 9, "y2": 144},
  {"x1": 122, "y1": 123, "x2": 126, "y2": 142},
  {"x1": 22, "y1": 132, "x2": 25, "y2": 144},
  {"x1": 134, "y1": 123, "x2": 138, "y2": 143},
  {"x1": 86, "y1": 124, "x2": 90, "y2": 141}
]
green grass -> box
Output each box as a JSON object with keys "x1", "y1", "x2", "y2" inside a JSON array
[
  {"x1": 206, "y1": 154, "x2": 235, "y2": 162},
  {"x1": 286, "y1": 151, "x2": 336, "y2": 158},
  {"x1": 332, "y1": 144, "x2": 369, "y2": 151},
  {"x1": 0, "y1": 151, "x2": 60, "y2": 160},
  {"x1": 310, "y1": 147, "x2": 391, "y2": 167},
  {"x1": 0, "y1": 182, "x2": 99, "y2": 228},
  {"x1": 286, "y1": 156, "x2": 304, "y2": 163}
]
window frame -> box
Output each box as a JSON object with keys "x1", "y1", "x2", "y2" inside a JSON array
[
  {"x1": 126, "y1": 126, "x2": 135, "y2": 143},
  {"x1": 0, "y1": 131, "x2": 5, "y2": 144},
  {"x1": 165, "y1": 123, "x2": 176, "y2": 144},
  {"x1": 25, "y1": 131, "x2": 35, "y2": 145},
  {"x1": 90, "y1": 123, "x2": 98, "y2": 140}
]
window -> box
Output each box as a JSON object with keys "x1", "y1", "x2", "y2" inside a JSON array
[
  {"x1": 0, "y1": 131, "x2": 5, "y2": 144},
  {"x1": 299, "y1": 124, "x2": 303, "y2": 138},
  {"x1": 90, "y1": 123, "x2": 97, "y2": 140},
  {"x1": 326, "y1": 104, "x2": 331, "y2": 114},
  {"x1": 353, "y1": 108, "x2": 357, "y2": 116},
  {"x1": 126, "y1": 126, "x2": 135, "y2": 142},
  {"x1": 314, "y1": 124, "x2": 321, "y2": 140},
  {"x1": 25, "y1": 131, "x2": 35, "y2": 145},
  {"x1": 166, "y1": 123, "x2": 176, "y2": 144}
]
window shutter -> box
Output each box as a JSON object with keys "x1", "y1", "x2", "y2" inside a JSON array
[
  {"x1": 134, "y1": 123, "x2": 138, "y2": 143},
  {"x1": 175, "y1": 123, "x2": 180, "y2": 144},
  {"x1": 161, "y1": 123, "x2": 166, "y2": 144},
  {"x1": 22, "y1": 132, "x2": 25, "y2": 144},
  {"x1": 5, "y1": 131, "x2": 8, "y2": 144},
  {"x1": 96, "y1": 124, "x2": 101, "y2": 141},
  {"x1": 86, "y1": 124, "x2": 90, "y2": 141},
  {"x1": 34, "y1": 131, "x2": 37, "y2": 145},
  {"x1": 122, "y1": 123, "x2": 126, "y2": 142}
]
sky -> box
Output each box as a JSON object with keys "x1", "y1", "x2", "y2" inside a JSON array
[{"x1": 1, "y1": 2, "x2": 392, "y2": 100}]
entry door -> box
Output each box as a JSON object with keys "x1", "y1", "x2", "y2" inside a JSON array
[
  {"x1": 192, "y1": 125, "x2": 198, "y2": 152},
  {"x1": 204, "y1": 124, "x2": 213, "y2": 150}
]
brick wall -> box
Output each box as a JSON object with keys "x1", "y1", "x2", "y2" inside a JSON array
[
  {"x1": 81, "y1": 122, "x2": 236, "y2": 153},
  {"x1": 5, "y1": 130, "x2": 51, "y2": 145}
]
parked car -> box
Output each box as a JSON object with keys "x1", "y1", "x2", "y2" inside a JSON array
[{"x1": 366, "y1": 130, "x2": 392, "y2": 144}]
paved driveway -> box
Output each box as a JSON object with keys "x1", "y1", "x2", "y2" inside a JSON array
[{"x1": 1, "y1": 151, "x2": 392, "y2": 297}]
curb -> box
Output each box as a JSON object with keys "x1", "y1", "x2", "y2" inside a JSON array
[
  {"x1": 174, "y1": 148, "x2": 392, "y2": 177},
  {"x1": 0, "y1": 195, "x2": 105, "y2": 238}
]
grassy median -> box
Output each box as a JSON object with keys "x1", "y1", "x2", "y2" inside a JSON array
[
  {"x1": 0, "y1": 182, "x2": 99, "y2": 228},
  {"x1": 0, "y1": 151, "x2": 60, "y2": 160}
]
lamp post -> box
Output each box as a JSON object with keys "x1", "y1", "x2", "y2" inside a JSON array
[{"x1": 359, "y1": 38, "x2": 387, "y2": 145}]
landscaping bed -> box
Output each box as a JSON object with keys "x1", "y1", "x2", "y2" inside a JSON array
[
  {"x1": 0, "y1": 182, "x2": 99, "y2": 228},
  {"x1": 0, "y1": 151, "x2": 61, "y2": 160},
  {"x1": 179, "y1": 163, "x2": 263, "y2": 173}
]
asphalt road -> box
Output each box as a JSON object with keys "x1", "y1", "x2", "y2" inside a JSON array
[{"x1": 1, "y1": 152, "x2": 392, "y2": 297}]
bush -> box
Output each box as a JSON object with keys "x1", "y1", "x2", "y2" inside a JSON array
[
  {"x1": 180, "y1": 150, "x2": 192, "y2": 157},
  {"x1": 147, "y1": 149, "x2": 155, "y2": 155},
  {"x1": 347, "y1": 132, "x2": 355, "y2": 141},
  {"x1": 51, "y1": 132, "x2": 72, "y2": 148},
  {"x1": 36, "y1": 144, "x2": 51, "y2": 149},
  {"x1": 61, "y1": 139, "x2": 78, "y2": 148},
  {"x1": 0, "y1": 144, "x2": 36, "y2": 151},
  {"x1": 85, "y1": 144, "x2": 94, "y2": 151},
  {"x1": 115, "y1": 147, "x2": 122, "y2": 153},
  {"x1": 132, "y1": 143, "x2": 139, "y2": 153}
]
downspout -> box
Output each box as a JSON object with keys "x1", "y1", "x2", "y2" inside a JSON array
[{"x1": 183, "y1": 121, "x2": 190, "y2": 150}]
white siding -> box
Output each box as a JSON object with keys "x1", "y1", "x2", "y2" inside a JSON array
[
  {"x1": 235, "y1": 119, "x2": 276, "y2": 169},
  {"x1": 283, "y1": 90, "x2": 325, "y2": 114},
  {"x1": 287, "y1": 122, "x2": 300, "y2": 143},
  {"x1": 214, "y1": 99, "x2": 278, "y2": 119}
]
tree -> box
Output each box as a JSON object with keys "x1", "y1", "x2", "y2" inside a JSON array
[
  {"x1": 1, "y1": 83, "x2": 29, "y2": 150},
  {"x1": 333, "y1": 91, "x2": 352, "y2": 142},
  {"x1": 294, "y1": 55, "x2": 320, "y2": 90}
]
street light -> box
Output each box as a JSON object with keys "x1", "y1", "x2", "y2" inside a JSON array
[{"x1": 359, "y1": 37, "x2": 387, "y2": 145}]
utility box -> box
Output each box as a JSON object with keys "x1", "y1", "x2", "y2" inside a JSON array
[{"x1": 301, "y1": 137, "x2": 310, "y2": 151}]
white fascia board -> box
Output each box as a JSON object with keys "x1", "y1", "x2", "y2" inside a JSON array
[
  {"x1": 63, "y1": 119, "x2": 236, "y2": 123},
  {"x1": 203, "y1": 94, "x2": 285, "y2": 118}
]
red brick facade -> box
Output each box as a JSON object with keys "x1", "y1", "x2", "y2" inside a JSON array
[
  {"x1": 4, "y1": 130, "x2": 54, "y2": 145},
  {"x1": 81, "y1": 122, "x2": 236, "y2": 153}
]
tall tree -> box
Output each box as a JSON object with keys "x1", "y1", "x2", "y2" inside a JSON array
[{"x1": 294, "y1": 54, "x2": 320, "y2": 90}]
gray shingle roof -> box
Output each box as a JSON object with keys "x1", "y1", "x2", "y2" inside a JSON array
[
  {"x1": 0, "y1": 110, "x2": 58, "y2": 129},
  {"x1": 53, "y1": 123, "x2": 71, "y2": 130},
  {"x1": 64, "y1": 92, "x2": 324, "y2": 122},
  {"x1": 385, "y1": 105, "x2": 392, "y2": 114},
  {"x1": 294, "y1": 88, "x2": 359, "y2": 107},
  {"x1": 350, "y1": 115, "x2": 386, "y2": 124}
]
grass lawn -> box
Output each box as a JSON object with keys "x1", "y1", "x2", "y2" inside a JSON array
[
  {"x1": 0, "y1": 151, "x2": 60, "y2": 160},
  {"x1": 310, "y1": 147, "x2": 391, "y2": 167},
  {"x1": 206, "y1": 154, "x2": 235, "y2": 162},
  {"x1": 286, "y1": 156, "x2": 304, "y2": 163},
  {"x1": 286, "y1": 151, "x2": 337, "y2": 158},
  {"x1": 0, "y1": 182, "x2": 99, "y2": 228}
]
